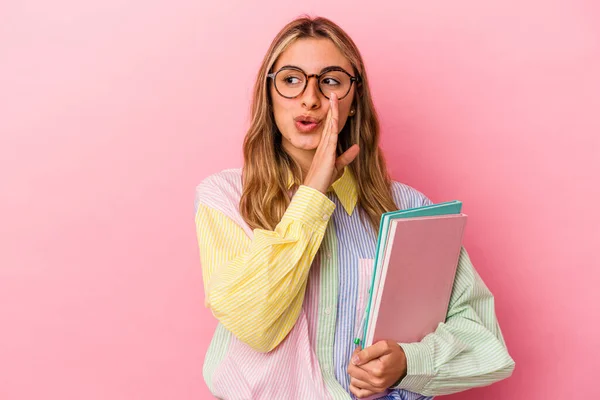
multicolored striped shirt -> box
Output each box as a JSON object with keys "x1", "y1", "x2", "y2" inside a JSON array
[{"x1": 194, "y1": 167, "x2": 514, "y2": 400}]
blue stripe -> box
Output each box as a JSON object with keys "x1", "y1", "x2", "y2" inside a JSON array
[{"x1": 330, "y1": 183, "x2": 434, "y2": 400}]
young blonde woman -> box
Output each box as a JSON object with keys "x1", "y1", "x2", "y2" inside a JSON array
[{"x1": 194, "y1": 16, "x2": 514, "y2": 400}]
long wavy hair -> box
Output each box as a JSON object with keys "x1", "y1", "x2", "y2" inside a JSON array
[{"x1": 240, "y1": 16, "x2": 398, "y2": 233}]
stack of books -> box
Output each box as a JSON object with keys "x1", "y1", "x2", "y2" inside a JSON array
[{"x1": 358, "y1": 201, "x2": 467, "y2": 347}]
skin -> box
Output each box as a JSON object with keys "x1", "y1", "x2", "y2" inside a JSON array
[
  {"x1": 270, "y1": 37, "x2": 359, "y2": 190},
  {"x1": 348, "y1": 341, "x2": 408, "y2": 398},
  {"x1": 269, "y1": 38, "x2": 408, "y2": 398}
]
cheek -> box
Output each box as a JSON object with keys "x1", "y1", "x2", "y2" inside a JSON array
[
  {"x1": 339, "y1": 103, "x2": 351, "y2": 116},
  {"x1": 338, "y1": 102, "x2": 352, "y2": 122},
  {"x1": 271, "y1": 97, "x2": 293, "y2": 127}
]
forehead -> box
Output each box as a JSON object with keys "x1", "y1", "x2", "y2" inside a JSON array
[{"x1": 273, "y1": 38, "x2": 353, "y2": 73}]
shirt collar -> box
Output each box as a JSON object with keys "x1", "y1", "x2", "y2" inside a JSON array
[{"x1": 287, "y1": 166, "x2": 358, "y2": 216}]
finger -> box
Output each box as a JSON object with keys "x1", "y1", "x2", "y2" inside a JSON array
[
  {"x1": 330, "y1": 92, "x2": 339, "y2": 135},
  {"x1": 347, "y1": 361, "x2": 372, "y2": 383},
  {"x1": 349, "y1": 382, "x2": 376, "y2": 399},
  {"x1": 318, "y1": 97, "x2": 337, "y2": 153},
  {"x1": 357, "y1": 359, "x2": 386, "y2": 381},
  {"x1": 347, "y1": 346, "x2": 361, "y2": 376},
  {"x1": 353, "y1": 340, "x2": 393, "y2": 366},
  {"x1": 335, "y1": 144, "x2": 360, "y2": 170},
  {"x1": 350, "y1": 377, "x2": 378, "y2": 393},
  {"x1": 318, "y1": 101, "x2": 333, "y2": 148},
  {"x1": 323, "y1": 94, "x2": 339, "y2": 149}
]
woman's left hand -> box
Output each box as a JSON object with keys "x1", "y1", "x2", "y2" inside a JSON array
[{"x1": 347, "y1": 340, "x2": 408, "y2": 399}]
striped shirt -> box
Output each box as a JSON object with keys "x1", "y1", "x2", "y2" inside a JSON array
[{"x1": 194, "y1": 167, "x2": 515, "y2": 400}]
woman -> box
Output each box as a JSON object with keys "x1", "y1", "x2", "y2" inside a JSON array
[{"x1": 194, "y1": 16, "x2": 514, "y2": 400}]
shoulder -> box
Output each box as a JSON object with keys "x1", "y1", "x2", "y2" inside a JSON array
[
  {"x1": 390, "y1": 180, "x2": 434, "y2": 210},
  {"x1": 194, "y1": 167, "x2": 243, "y2": 216}
]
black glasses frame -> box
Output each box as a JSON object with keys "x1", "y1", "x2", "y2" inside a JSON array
[{"x1": 267, "y1": 66, "x2": 360, "y2": 100}]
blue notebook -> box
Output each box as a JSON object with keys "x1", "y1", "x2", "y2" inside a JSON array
[{"x1": 358, "y1": 200, "x2": 463, "y2": 347}]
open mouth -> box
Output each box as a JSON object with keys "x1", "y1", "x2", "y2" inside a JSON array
[{"x1": 294, "y1": 116, "x2": 322, "y2": 132}]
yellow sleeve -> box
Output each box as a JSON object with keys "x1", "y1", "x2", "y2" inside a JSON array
[{"x1": 195, "y1": 185, "x2": 335, "y2": 352}]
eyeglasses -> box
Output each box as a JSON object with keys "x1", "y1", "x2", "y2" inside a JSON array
[{"x1": 267, "y1": 66, "x2": 360, "y2": 100}]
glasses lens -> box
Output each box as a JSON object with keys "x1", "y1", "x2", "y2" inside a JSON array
[
  {"x1": 275, "y1": 69, "x2": 306, "y2": 98},
  {"x1": 319, "y1": 70, "x2": 351, "y2": 99}
]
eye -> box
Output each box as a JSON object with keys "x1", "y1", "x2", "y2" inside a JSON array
[
  {"x1": 321, "y1": 77, "x2": 341, "y2": 87},
  {"x1": 280, "y1": 74, "x2": 304, "y2": 86}
]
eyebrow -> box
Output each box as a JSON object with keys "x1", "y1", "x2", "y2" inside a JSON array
[{"x1": 279, "y1": 64, "x2": 348, "y2": 74}]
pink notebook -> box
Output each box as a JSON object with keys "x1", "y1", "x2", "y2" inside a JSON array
[{"x1": 364, "y1": 214, "x2": 467, "y2": 347}]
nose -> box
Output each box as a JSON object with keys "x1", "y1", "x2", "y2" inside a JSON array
[{"x1": 301, "y1": 76, "x2": 322, "y2": 110}]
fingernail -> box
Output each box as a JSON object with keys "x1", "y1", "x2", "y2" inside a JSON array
[
  {"x1": 330, "y1": 92, "x2": 335, "y2": 100},
  {"x1": 352, "y1": 356, "x2": 359, "y2": 365}
]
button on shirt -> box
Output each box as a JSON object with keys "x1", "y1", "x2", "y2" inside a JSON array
[{"x1": 194, "y1": 167, "x2": 514, "y2": 400}]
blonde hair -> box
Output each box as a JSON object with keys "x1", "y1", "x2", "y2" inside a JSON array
[{"x1": 240, "y1": 15, "x2": 398, "y2": 233}]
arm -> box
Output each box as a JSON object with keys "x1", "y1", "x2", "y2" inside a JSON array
[
  {"x1": 195, "y1": 185, "x2": 335, "y2": 353},
  {"x1": 394, "y1": 247, "x2": 516, "y2": 395}
]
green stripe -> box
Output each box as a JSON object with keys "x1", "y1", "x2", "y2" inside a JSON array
[
  {"x1": 202, "y1": 323, "x2": 231, "y2": 393},
  {"x1": 317, "y1": 224, "x2": 351, "y2": 400}
]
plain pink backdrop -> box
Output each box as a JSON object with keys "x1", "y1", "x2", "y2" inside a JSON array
[{"x1": 1, "y1": 0, "x2": 599, "y2": 399}]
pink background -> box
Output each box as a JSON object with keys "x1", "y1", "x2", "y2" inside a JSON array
[{"x1": 1, "y1": 0, "x2": 599, "y2": 399}]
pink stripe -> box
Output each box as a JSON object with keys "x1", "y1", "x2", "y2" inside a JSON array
[{"x1": 211, "y1": 312, "x2": 331, "y2": 399}]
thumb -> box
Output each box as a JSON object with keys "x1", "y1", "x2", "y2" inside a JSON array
[
  {"x1": 352, "y1": 341, "x2": 390, "y2": 366},
  {"x1": 335, "y1": 144, "x2": 360, "y2": 171},
  {"x1": 351, "y1": 345, "x2": 361, "y2": 364}
]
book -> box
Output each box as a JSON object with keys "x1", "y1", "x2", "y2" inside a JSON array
[{"x1": 359, "y1": 201, "x2": 465, "y2": 347}]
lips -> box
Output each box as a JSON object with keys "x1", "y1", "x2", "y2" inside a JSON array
[{"x1": 294, "y1": 115, "x2": 322, "y2": 133}]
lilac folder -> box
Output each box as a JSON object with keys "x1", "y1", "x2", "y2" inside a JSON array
[{"x1": 364, "y1": 213, "x2": 467, "y2": 347}]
